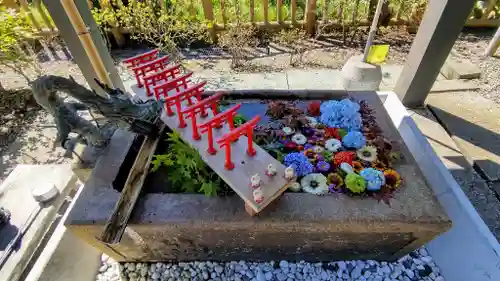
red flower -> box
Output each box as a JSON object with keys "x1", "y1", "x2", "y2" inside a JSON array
[
  {"x1": 284, "y1": 141, "x2": 297, "y2": 151},
  {"x1": 307, "y1": 101, "x2": 321, "y2": 116},
  {"x1": 333, "y1": 151, "x2": 356, "y2": 166},
  {"x1": 325, "y1": 127, "x2": 341, "y2": 140}
]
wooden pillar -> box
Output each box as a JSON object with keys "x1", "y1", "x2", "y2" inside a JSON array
[
  {"x1": 393, "y1": 0, "x2": 477, "y2": 108},
  {"x1": 305, "y1": 0, "x2": 317, "y2": 35},
  {"x1": 201, "y1": 0, "x2": 217, "y2": 43}
]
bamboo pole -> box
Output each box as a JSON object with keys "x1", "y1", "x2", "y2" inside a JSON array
[
  {"x1": 362, "y1": 0, "x2": 385, "y2": 62},
  {"x1": 291, "y1": 0, "x2": 297, "y2": 25},
  {"x1": 484, "y1": 27, "x2": 500, "y2": 57},
  {"x1": 60, "y1": 0, "x2": 112, "y2": 88}
]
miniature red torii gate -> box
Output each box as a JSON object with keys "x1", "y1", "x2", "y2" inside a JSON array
[
  {"x1": 198, "y1": 104, "x2": 241, "y2": 155},
  {"x1": 163, "y1": 82, "x2": 206, "y2": 126},
  {"x1": 153, "y1": 72, "x2": 193, "y2": 101},
  {"x1": 216, "y1": 116, "x2": 261, "y2": 170},
  {"x1": 142, "y1": 64, "x2": 181, "y2": 97},
  {"x1": 122, "y1": 49, "x2": 159, "y2": 68},
  {"x1": 131, "y1": 56, "x2": 169, "y2": 88},
  {"x1": 181, "y1": 93, "x2": 225, "y2": 140}
]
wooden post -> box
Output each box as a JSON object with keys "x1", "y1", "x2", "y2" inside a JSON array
[
  {"x1": 263, "y1": 0, "x2": 269, "y2": 25},
  {"x1": 291, "y1": 0, "x2": 297, "y2": 25},
  {"x1": 393, "y1": 0, "x2": 477, "y2": 108},
  {"x1": 305, "y1": 0, "x2": 317, "y2": 35},
  {"x1": 250, "y1": 0, "x2": 255, "y2": 24},
  {"x1": 19, "y1": 0, "x2": 43, "y2": 32},
  {"x1": 277, "y1": 0, "x2": 283, "y2": 23},
  {"x1": 60, "y1": 0, "x2": 112, "y2": 89},
  {"x1": 201, "y1": 0, "x2": 217, "y2": 42},
  {"x1": 322, "y1": 0, "x2": 328, "y2": 22},
  {"x1": 34, "y1": 0, "x2": 55, "y2": 32}
]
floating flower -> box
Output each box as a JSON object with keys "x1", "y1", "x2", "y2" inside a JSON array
[
  {"x1": 325, "y1": 138, "x2": 342, "y2": 152},
  {"x1": 327, "y1": 173, "x2": 344, "y2": 188},
  {"x1": 384, "y1": 169, "x2": 402, "y2": 189},
  {"x1": 328, "y1": 184, "x2": 339, "y2": 193},
  {"x1": 284, "y1": 153, "x2": 314, "y2": 177},
  {"x1": 307, "y1": 101, "x2": 321, "y2": 116},
  {"x1": 340, "y1": 162, "x2": 354, "y2": 174},
  {"x1": 316, "y1": 161, "x2": 331, "y2": 173},
  {"x1": 302, "y1": 127, "x2": 315, "y2": 137},
  {"x1": 313, "y1": 145, "x2": 324, "y2": 154},
  {"x1": 307, "y1": 136, "x2": 318, "y2": 145},
  {"x1": 277, "y1": 135, "x2": 289, "y2": 143},
  {"x1": 301, "y1": 173, "x2": 329, "y2": 195},
  {"x1": 282, "y1": 126, "x2": 295, "y2": 135},
  {"x1": 352, "y1": 161, "x2": 364, "y2": 173},
  {"x1": 289, "y1": 182, "x2": 302, "y2": 192},
  {"x1": 345, "y1": 173, "x2": 366, "y2": 193},
  {"x1": 372, "y1": 160, "x2": 386, "y2": 171},
  {"x1": 342, "y1": 131, "x2": 366, "y2": 149},
  {"x1": 360, "y1": 168, "x2": 386, "y2": 191},
  {"x1": 315, "y1": 154, "x2": 324, "y2": 162},
  {"x1": 333, "y1": 151, "x2": 356, "y2": 166},
  {"x1": 297, "y1": 145, "x2": 304, "y2": 151},
  {"x1": 291, "y1": 133, "x2": 307, "y2": 145},
  {"x1": 319, "y1": 99, "x2": 362, "y2": 131},
  {"x1": 356, "y1": 145, "x2": 378, "y2": 162},
  {"x1": 324, "y1": 127, "x2": 341, "y2": 139},
  {"x1": 284, "y1": 141, "x2": 297, "y2": 151},
  {"x1": 306, "y1": 116, "x2": 318, "y2": 127},
  {"x1": 304, "y1": 143, "x2": 314, "y2": 150}
]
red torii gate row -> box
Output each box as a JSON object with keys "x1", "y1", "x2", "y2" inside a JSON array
[
  {"x1": 122, "y1": 49, "x2": 159, "y2": 68},
  {"x1": 130, "y1": 56, "x2": 169, "y2": 88},
  {"x1": 199, "y1": 103, "x2": 242, "y2": 155},
  {"x1": 163, "y1": 82, "x2": 207, "y2": 127},
  {"x1": 181, "y1": 92, "x2": 225, "y2": 140},
  {"x1": 142, "y1": 64, "x2": 181, "y2": 97},
  {"x1": 152, "y1": 72, "x2": 193, "y2": 101}
]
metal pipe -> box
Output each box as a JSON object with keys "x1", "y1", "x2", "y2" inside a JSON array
[
  {"x1": 484, "y1": 27, "x2": 500, "y2": 57},
  {"x1": 362, "y1": 0, "x2": 386, "y2": 63},
  {"x1": 60, "y1": 0, "x2": 112, "y2": 89}
]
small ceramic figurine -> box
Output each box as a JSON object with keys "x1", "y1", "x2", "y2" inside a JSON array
[
  {"x1": 250, "y1": 173, "x2": 261, "y2": 188},
  {"x1": 265, "y1": 164, "x2": 277, "y2": 176},
  {"x1": 284, "y1": 166, "x2": 295, "y2": 180},
  {"x1": 253, "y1": 188, "x2": 264, "y2": 204}
]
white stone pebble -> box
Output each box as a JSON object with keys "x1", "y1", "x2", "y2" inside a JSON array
[{"x1": 95, "y1": 247, "x2": 446, "y2": 281}]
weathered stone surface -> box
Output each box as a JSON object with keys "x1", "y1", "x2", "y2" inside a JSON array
[
  {"x1": 67, "y1": 91, "x2": 450, "y2": 262},
  {"x1": 440, "y1": 57, "x2": 481, "y2": 80},
  {"x1": 427, "y1": 92, "x2": 500, "y2": 181},
  {"x1": 429, "y1": 80, "x2": 479, "y2": 93}
]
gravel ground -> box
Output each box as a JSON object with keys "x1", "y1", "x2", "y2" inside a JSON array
[{"x1": 96, "y1": 247, "x2": 444, "y2": 281}]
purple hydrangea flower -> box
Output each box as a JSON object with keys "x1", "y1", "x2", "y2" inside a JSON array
[
  {"x1": 360, "y1": 168, "x2": 386, "y2": 191},
  {"x1": 342, "y1": 131, "x2": 366, "y2": 149},
  {"x1": 284, "y1": 152, "x2": 314, "y2": 177}
]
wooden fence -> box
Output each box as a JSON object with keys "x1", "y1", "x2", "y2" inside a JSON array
[{"x1": 1, "y1": 0, "x2": 500, "y2": 43}]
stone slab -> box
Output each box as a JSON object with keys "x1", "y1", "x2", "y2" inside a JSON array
[
  {"x1": 441, "y1": 57, "x2": 481, "y2": 79},
  {"x1": 429, "y1": 79, "x2": 480, "y2": 93},
  {"x1": 67, "y1": 91, "x2": 450, "y2": 262},
  {"x1": 409, "y1": 108, "x2": 500, "y2": 241},
  {"x1": 24, "y1": 184, "x2": 101, "y2": 281},
  {"x1": 381, "y1": 65, "x2": 446, "y2": 89},
  {"x1": 427, "y1": 92, "x2": 500, "y2": 181},
  {"x1": 380, "y1": 91, "x2": 500, "y2": 281},
  {"x1": 285, "y1": 69, "x2": 343, "y2": 89},
  {"x1": 0, "y1": 164, "x2": 76, "y2": 281}
]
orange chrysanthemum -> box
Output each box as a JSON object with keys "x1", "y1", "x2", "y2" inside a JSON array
[{"x1": 384, "y1": 169, "x2": 402, "y2": 189}]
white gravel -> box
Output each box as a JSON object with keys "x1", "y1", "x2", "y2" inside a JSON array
[{"x1": 96, "y1": 247, "x2": 444, "y2": 281}]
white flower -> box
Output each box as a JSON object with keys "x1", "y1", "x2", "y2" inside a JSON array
[
  {"x1": 313, "y1": 145, "x2": 324, "y2": 153},
  {"x1": 291, "y1": 133, "x2": 307, "y2": 145},
  {"x1": 300, "y1": 173, "x2": 329, "y2": 195},
  {"x1": 324, "y1": 138, "x2": 342, "y2": 152},
  {"x1": 306, "y1": 117, "x2": 318, "y2": 127},
  {"x1": 282, "y1": 127, "x2": 295, "y2": 135},
  {"x1": 356, "y1": 145, "x2": 378, "y2": 162},
  {"x1": 340, "y1": 162, "x2": 354, "y2": 174},
  {"x1": 288, "y1": 182, "x2": 302, "y2": 192}
]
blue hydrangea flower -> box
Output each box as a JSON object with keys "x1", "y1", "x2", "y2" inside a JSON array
[
  {"x1": 284, "y1": 152, "x2": 314, "y2": 177},
  {"x1": 319, "y1": 98, "x2": 362, "y2": 130},
  {"x1": 360, "y1": 168, "x2": 386, "y2": 191},
  {"x1": 342, "y1": 131, "x2": 366, "y2": 149}
]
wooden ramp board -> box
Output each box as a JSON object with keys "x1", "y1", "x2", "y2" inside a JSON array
[
  {"x1": 124, "y1": 79, "x2": 293, "y2": 215},
  {"x1": 159, "y1": 109, "x2": 293, "y2": 214}
]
